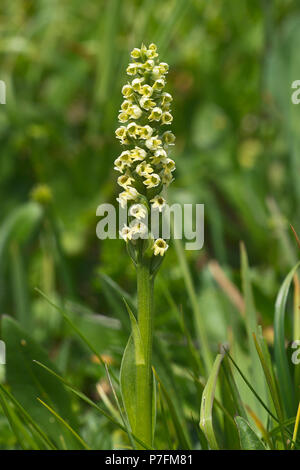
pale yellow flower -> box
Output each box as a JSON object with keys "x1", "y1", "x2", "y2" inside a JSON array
[
  {"x1": 115, "y1": 126, "x2": 127, "y2": 140},
  {"x1": 131, "y1": 78, "x2": 144, "y2": 92},
  {"x1": 129, "y1": 204, "x2": 147, "y2": 220},
  {"x1": 145, "y1": 136, "x2": 162, "y2": 150},
  {"x1": 131, "y1": 48, "x2": 141, "y2": 59},
  {"x1": 162, "y1": 158, "x2": 176, "y2": 173},
  {"x1": 161, "y1": 171, "x2": 174, "y2": 187},
  {"x1": 153, "y1": 238, "x2": 168, "y2": 256},
  {"x1": 136, "y1": 162, "x2": 153, "y2": 177},
  {"x1": 117, "y1": 174, "x2": 134, "y2": 189},
  {"x1": 126, "y1": 122, "x2": 139, "y2": 137},
  {"x1": 117, "y1": 187, "x2": 139, "y2": 208},
  {"x1": 139, "y1": 125, "x2": 153, "y2": 139},
  {"x1": 148, "y1": 107, "x2": 162, "y2": 122},
  {"x1": 127, "y1": 63, "x2": 138, "y2": 75},
  {"x1": 120, "y1": 225, "x2": 133, "y2": 241},
  {"x1": 162, "y1": 131, "x2": 175, "y2": 146},
  {"x1": 118, "y1": 112, "x2": 129, "y2": 123},
  {"x1": 143, "y1": 173, "x2": 161, "y2": 189},
  {"x1": 150, "y1": 195, "x2": 166, "y2": 212},
  {"x1": 142, "y1": 59, "x2": 155, "y2": 71},
  {"x1": 161, "y1": 112, "x2": 173, "y2": 125},
  {"x1": 150, "y1": 148, "x2": 167, "y2": 165},
  {"x1": 121, "y1": 100, "x2": 133, "y2": 112},
  {"x1": 158, "y1": 62, "x2": 169, "y2": 74},
  {"x1": 122, "y1": 84, "x2": 133, "y2": 97},
  {"x1": 114, "y1": 157, "x2": 126, "y2": 173},
  {"x1": 131, "y1": 147, "x2": 147, "y2": 162},
  {"x1": 140, "y1": 84, "x2": 153, "y2": 97},
  {"x1": 119, "y1": 150, "x2": 132, "y2": 163},
  {"x1": 130, "y1": 221, "x2": 148, "y2": 239},
  {"x1": 140, "y1": 96, "x2": 156, "y2": 111},
  {"x1": 161, "y1": 92, "x2": 172, "y2": 106},
  {"x1": 129, "y1": 105, "x2": 142, "y2": 120},
  {"x1": 153, "y1": 79, "x2": 165, "y2": 91}
]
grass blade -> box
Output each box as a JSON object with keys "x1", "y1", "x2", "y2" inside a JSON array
[
  {"x1": 37, "y1": 398, "x2": 90, "y2": 450},
  {"x1": 274, "y1": 262, "x2": 300, "y2": 416},
  {"x1": 235, "y1": 416, "x2": 266, "y2": 450},
  {"x1": 200, "y1": 353, "x2": 223, "y2": 450}
]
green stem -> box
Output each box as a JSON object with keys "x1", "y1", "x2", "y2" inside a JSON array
[{"x1": 136, "y1": 259, "x2": 154, "y2": 447}]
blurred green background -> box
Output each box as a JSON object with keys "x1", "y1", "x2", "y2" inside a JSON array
[{"x1": 0, "y1": 0, "x2": 300, "y2": 449}]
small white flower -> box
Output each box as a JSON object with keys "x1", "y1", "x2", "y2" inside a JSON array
[
  {"x1": 114, "y1": 157, "x2": 126, "y2": 173},
  {"x1": 145, "y1": 136, "x2": 162, "y2": 150},
  {"x1": 152, "y1": 65, "x2": 162, "y2": 79},
  {"x1": 146, "y1": 48, "x2": 158, "y2": 59},
  {"x1": 117, "y1": 174, "x2": 134, "y2": 189},
  {"x1": 127, "y1": 63, "x2": 138, "y2": 75},
  {"x1": 150, "y1": 195, "x2": 166, "y2": 212},
  {"x1": 161, "y1": 171, "x2": 174, "y2": 187},
  {"x1": 161, "y1": 112, "x2": 173, "y2": 125},
  {"x1": 148, "y1": 107, "x2": 162, "y2": 122},
  {"x1": 118, "y1": 112, "x2": 129, "y2": 123},
  {"x1": 143, "y1": 173, "x2": 161, "y2": 189},
  {"x1": 119, "y1": 150, "x2": 132, "y2": 164},
  {"x1": 129, "y1": 105, "x2": 142, "y2": 119},
  {"x1": 163, "y1": 158, "x2": 176, "y2": 173},
  {"x1": 121, "y1": 100, "x2": 132, "y2": 111},
  {"x1": 126, "y1": 122, "x2": 139, "y2": 137},
  {"x1": 122, "y1": 84, "x2": 133, "y2": 97},
  {"x1": 117, "y1": 187, "x2": 139, "y2": 208},
  {"x1": 161, "y1": 92, "x2": 172, "y2": 105},
  {"x1": 140, "y1": 96, "x2": 156, "y2": 111},
  {"x1": 120, "y1": 225, "x2": 133, "y2": 241},
  {"x1": 153, "y1": 238, "x2": 168, "y2": 256},
  {"x1": 142, "y1": 59, "x2": 155, "y2": 71},
  {"x1": 153, "y1": 78, "x2": 165, "y2": 91},
  {"x1": 136, "y1": 162, "x2": 153, "y2": 177},
  {"x1": 130, "y1": 220, "x2": 148, "y2": 239},
  {"x1": 129, "y1": 204, "x2": 147, "y2": 220},
  {"x1": 140, "y1": 84, "x2": 153, "y2": 97},
  {"x1": 131, "y1": 146, "x2": 147, "y2": 162},
  {"x1": 115, "y1": 126, "x2": 127, "y2": 140},
  {"x1": 131, "y1": 78, "x2": 144, "y2": 91},
  {"x1": 151, "y1": 148, "x2": 167, "y2": 165},
  {"x1": 131, "y1": 48, "x2": 141, "y2": 59},
  {"x1": 162, "y1": 131, "x2": 175, "y2": 146},
  {"x1": 158, "y1": 62, "x2": 169, "y2": 74},
  {"x1": 139, "y1": 125, "x2": 153, "y2": 139}
]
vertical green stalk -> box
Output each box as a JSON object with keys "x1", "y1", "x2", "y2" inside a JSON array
[{"x1": 136, "y1": 259, "x2": 154, "y2": 447}]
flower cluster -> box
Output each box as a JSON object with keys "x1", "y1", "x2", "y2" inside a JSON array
[{"x1": 115, "y1": 43, "x2": 175, "y2": 257}]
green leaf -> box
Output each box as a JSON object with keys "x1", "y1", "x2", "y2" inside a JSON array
[
  {"x1": 123, "y1": 299, "x2": 145, "y2": 366},
  {"x1": 120, "y1": 335, "x2": 137, "y2": 433},
  {"x1": 200, "y1": 353, "x2": 223, "y2": 450},
  {"x1": 0, "y1": 202, "x2": 42, "y2": 258},
  {"x1": 235, "y1": 416, "x2": 266, "y2": 450},
  {"x1": 0, "y1": 202, "x2": 42, "y2": 305},
  {"x1": 274, "y1": 262, "x2": 300, "y2": 416},
  {"x1": 1, "y1": 315, "x2": 80, "y2": 449}
]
